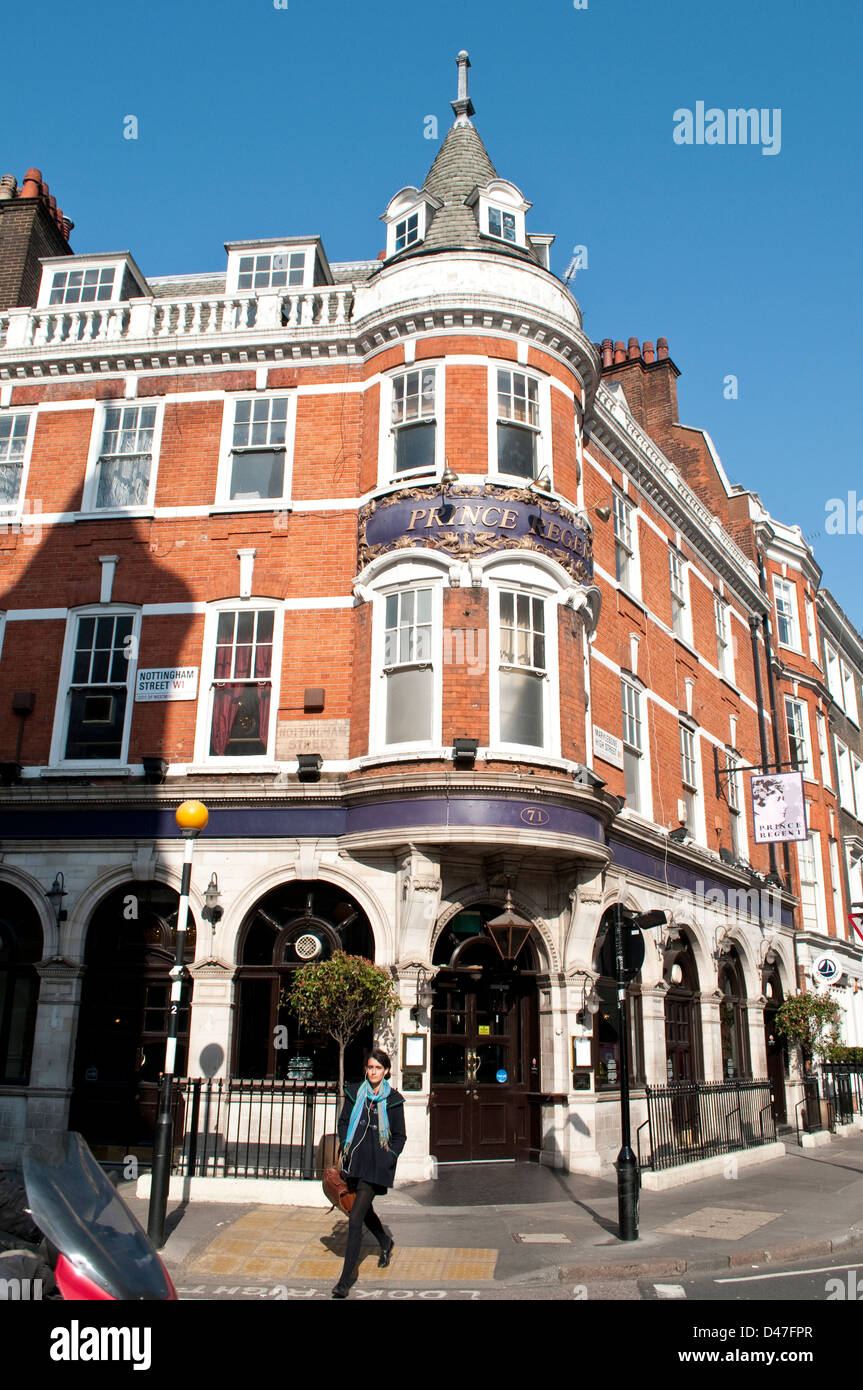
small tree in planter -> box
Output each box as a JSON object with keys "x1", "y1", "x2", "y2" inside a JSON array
[
  {"x1": 282, "y1": 951, "x2": 401, "y2": 1102},
  {"x1": 775, "y1": 990, "x2": 841, "y2": 1071}
]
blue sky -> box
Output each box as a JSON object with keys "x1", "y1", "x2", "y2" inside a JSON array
[{"x1": 5, "y1": 0, "x2": 861, "y2": 624}]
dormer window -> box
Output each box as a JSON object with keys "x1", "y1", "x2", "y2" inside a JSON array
[
  {"x1": 225, "y1": 240, "x2": 329, "y2": 295},
  {"x1": 468, "y1": 179, "x2": 531, "y2": 251},
  {"x1": 488, "y1": 207, "x2": 516, "y2": 243},
  {"x1": 395, "y1": 212, "x2": 420, "y2": 252},
  {"x1": 49, "y1": 266, "x2": 115, "y2": 304},
  {"x1": 237, "y1": 251, "x2": 306, "y2": 290},
  {"x1": 37, "y1": 253, "x2": 149, "y2": 309},
  {"x1": 381, "y1": 187, "x2": 442, "y2": 260}
]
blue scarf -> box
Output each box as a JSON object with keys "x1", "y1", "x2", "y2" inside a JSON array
[{"x1": 343, "y1": 1079, "x2": 391, "y2": 1155}]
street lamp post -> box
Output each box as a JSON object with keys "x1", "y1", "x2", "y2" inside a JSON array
[
  {"x1": 147, "y1": 799, "x2": 209, "y2": 1248},
  {"x1": 613, "y1": 901, "x2": 639, "y2": 1241}
]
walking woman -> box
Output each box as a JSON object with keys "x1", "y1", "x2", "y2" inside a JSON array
[{"x1": 332, "y1": 1049, "x2": 405, "y2": 1298}]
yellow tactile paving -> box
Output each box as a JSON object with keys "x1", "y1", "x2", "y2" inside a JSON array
[{"x1": 187, "y1": 1206, "x2": 498, "y2": 1282}]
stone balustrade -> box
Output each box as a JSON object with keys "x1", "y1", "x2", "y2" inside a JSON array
[{"x1": 0, "y1": 285, "x2": 356, "y2": 353}]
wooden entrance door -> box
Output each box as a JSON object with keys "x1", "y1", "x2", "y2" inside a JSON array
[
  {"x1": 764, "y1": 1009, "x2": 788, "y2": 1124},
  {"x1": 429, "y1": 968, "x2": 538, "y2": 1161}
]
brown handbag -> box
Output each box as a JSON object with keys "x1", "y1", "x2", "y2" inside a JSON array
[{"x1": 322, "y1": 1165, "x2": 355, "y2": 1215}]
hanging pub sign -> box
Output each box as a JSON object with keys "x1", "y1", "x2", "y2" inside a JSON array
[{"x1": 750, "y1": 771, "x2": 807, "y2": 843}]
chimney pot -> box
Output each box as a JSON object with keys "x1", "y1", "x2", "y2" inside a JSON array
[
  {"x1": 62, "y1": 216, "x2": 74, "y2": 239},
  {"x1": 643, "y1": 340, "x2": 655, "y2": 363},
  {"x1": 613, "y1": 340, "x2": 626, "y2": 364},
  {"x1": 21, "y1": 168, "x2": 43, "y2": 199},
  {"x1": 627, "y1": 336, "x2": 640, "y2": 360},
  {"x1": 0, "y1": 174, "x2": 17, "y2": 200},
  {"x1": 601, "y1": 338, "x2": 613, "y2": 367},
  {"x1": 657, "y1": 337, "x2": 669, "y2": 360}
]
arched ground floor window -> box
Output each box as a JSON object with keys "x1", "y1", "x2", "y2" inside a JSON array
[
  {"x1": 0, "y1": 884, "x2": 43, "y2": 1084},
  {"x1": 234, "y1": 880, "x2": 375, "y2": 1081},
  {"x1": 70, "y1": 880, "x2": 194, "y2": 1150}
]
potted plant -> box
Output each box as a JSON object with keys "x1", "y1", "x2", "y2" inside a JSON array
[{"x1": 775, "y1": 991, "x2": 841, "y2": 1130}]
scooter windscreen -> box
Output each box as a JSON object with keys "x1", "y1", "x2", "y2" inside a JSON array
[{"x1": 22, "y1": 1132, "x2": 174, "y2": 1301}]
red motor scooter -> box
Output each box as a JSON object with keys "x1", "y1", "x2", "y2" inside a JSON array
[{"x1": 21, "y1": 1131, "x2": 176, "y2": 1301}]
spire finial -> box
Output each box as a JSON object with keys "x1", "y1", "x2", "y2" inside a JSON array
[{"x1": 451, "y1": 50, "x2": 475, "y2": 125}]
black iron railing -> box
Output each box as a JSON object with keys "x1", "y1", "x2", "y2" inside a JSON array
[
  {"x1": 820, "y1": 1064, "x2": 863, "y2": 1127},
  {"x1": 638, "y1": 1078, "x2": 776, "y2": 1171},
  {"x1": 169, "y1": 1078, "x2": 341, "y2": 1179}
]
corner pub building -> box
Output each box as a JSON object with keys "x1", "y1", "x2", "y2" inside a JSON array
[{"x1": 0, "y1": 54, "x2": 858, "y2": 1185}]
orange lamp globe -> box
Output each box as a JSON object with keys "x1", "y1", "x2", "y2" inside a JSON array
[{"x1": 175, "y1": 800, "x2": 209, "y2": 833}]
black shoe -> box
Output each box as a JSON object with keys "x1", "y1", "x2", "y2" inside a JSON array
[
  {"x1": 378, "y1": 1239, "x2": 395, "y2": 1268},
  {"x1": 331, "y1": 1282, "x2": 351, "y2": 1299}
]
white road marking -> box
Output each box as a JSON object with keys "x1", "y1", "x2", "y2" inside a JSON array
[
  {"x1": 715, "y1": 1262, "x2": 862, "y2": 1284},
  {"x1": 515, "y1": 1234, "x2": 571, "y2": 1244},
  {"x1": 653, "y1": 1283, "x2": 687, "y2": 1298}
]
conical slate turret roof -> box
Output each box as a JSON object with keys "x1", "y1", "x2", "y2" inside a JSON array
[{"x1": 386, "y1": 52, "x2": 543, "y2": 268}]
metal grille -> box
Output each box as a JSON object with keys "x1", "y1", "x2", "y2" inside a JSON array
[
  {"x1": 639, "y1": 1078, "x2": 776, "y2": 1171},
  {"x1": 170, "y1": 1077, "x2": 341, "y2": 1179}
]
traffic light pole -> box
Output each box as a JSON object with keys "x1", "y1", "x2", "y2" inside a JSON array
[{"x1": 614, "y1": 902, "x2": 639, "y2": 1241}]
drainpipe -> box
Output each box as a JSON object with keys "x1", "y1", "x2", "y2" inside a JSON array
[
  {"x1": 756, "y1": 552, "x2": 801, "y2": 991},
  {"x1": 749, "y1": 614, "x2": 778, "y2": 882},
  {"x1": 756, "y1": 555, "x2": 793, "y2": 891}
]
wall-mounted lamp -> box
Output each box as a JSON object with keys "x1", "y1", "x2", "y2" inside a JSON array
[
  {"x1": 297, "y1": 753, "x2": 323, "y2": 783},
  {"x1": 594, "y1": 502, "x2": 612, "y2": 523},
  {"x1": 668, "y1": 827, "x2": 691, "y2": 844},
  {"x1": 573, "y1": 971, "x2": 600, "y2": 1028},
  {"x1": 0, "y1": 762, "x2": 21, "y2": 786},
  {"x1": 453, "y1": 737, "x2": 478, "y2": 769},
  {"x1": 202, "y1": 872, "x2": 223, "y2": 924},
  {"x1": 441, "y1": 464, "x2": 459, "y2": 488},
  {"x1": 46, "y1": 872, "x2": 68, "y2": 925},
  {"x1": 142, "y1": 756, "x2": 168, "y2": 785},
  {"x1": 409, "y1": 964, "x2": 435, "y2": 1023},
  {"x1": 573, "y1": 765, "x2": 606, "y2": 791},
  {"x1": 529, "y1": 468, "x2": 552, "y2": 494}
]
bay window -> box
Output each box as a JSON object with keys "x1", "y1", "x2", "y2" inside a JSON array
[
  {"x1": 391, "y1": 368, "x2": 437, "y2": 475},
  {"x1": 383, "y1": 587, "x2": 434, "y2": 745},
  {"x1": 498, "y1": 590, "x2": 546, "y2": 747},
  {"x1": 495, "y1": 369, "x2": 540, "y2": 479}
]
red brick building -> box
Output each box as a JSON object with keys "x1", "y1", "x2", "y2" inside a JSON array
[{"x1": 1, "y1": 54, "x2": 858, "y2": 1181}]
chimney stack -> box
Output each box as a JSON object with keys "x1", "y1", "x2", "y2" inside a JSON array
[{"x1": 0, "y1": 164, "x2": 73, "y2": 310}]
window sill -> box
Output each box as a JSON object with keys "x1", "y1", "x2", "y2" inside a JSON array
[
  {"x1": 39, "y1": 765, "x2": 133, "y2": 778},
  {"x1": 73, "y1": 508, "x2": 154, "y2": 521},
  {"x1": 209, "y1": 502, "x2": 292, "y2": 515},
  {"x1": 616, "y1": 587, "x2": 646, "y2": 614},
  {"x1": 185, "y1": 761, "x2": 278, "y2": 774}
]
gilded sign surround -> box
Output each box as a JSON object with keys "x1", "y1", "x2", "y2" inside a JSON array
[{"x1": 358, "y1": 483, "x2": 594, "y2": 584}]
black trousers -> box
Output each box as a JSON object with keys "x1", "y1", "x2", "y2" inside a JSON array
[{"x1": 338, "y1": 1180, "x2": 387, "y2": 1285}]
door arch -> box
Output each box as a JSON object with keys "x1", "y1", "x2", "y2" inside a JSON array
[
  {"x1": 0, "y1": 884, "x2": 43, "y2": 1085},
  {"x1": 70, "y1": 880, "x2": 194, "y2": 1151},
  {"x1": 429, "y1": 904, "x2": 540, "y2": 1162},
  {"x1": 234, "y1": 880, "x2": 375, "y2": 1080},
  {"x1": 663, "y1": 934, "x2": 702, "y2": 1082},
  {"x1": 763, "y1": 963, "x2": 787, "y2": 1124}
]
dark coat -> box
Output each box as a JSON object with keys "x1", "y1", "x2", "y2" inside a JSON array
[{"x1": 338, "y1": 1085, "x2": 406, "y2": 1194}]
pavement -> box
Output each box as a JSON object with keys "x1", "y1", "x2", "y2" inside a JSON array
[{"x1": 121, "y1": 1133, "x2": 863, "y2": 1296}]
